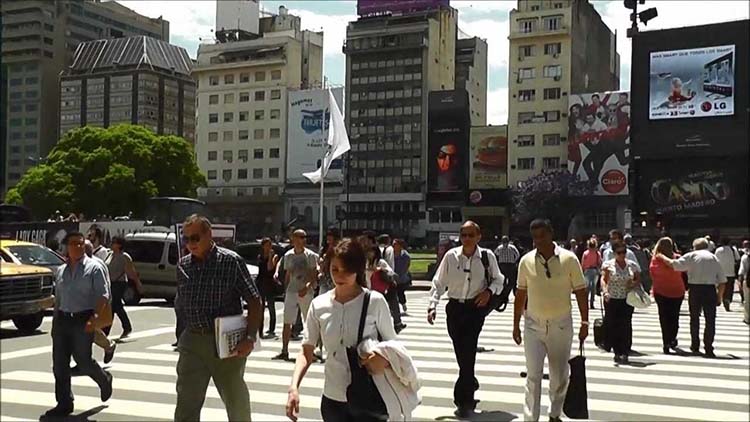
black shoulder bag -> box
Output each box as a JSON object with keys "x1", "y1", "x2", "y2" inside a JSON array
[
  {"x1": 481, "y1": 251, "x2": 512, "y2": 315},
  {"x1": 345, "y1": 291, "x2": 389, "y2": 421}
]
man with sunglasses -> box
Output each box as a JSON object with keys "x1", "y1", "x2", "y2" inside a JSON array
[
  {"x1": 174, "y1": 214, "x2": 262, "y2": 421},
  {"x1": 513, "y1": 219, "x2": 588, "y2": 422},
  {"x1": 428, "y1": 221, "x2": 505, "y2": 418}
]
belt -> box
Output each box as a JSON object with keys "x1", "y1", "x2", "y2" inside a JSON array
[
  {"x1": 55, "y1": 310, "x2": 94, "y2": 319},
  {"x1": 188, "y1": 327, "x2": 214, "y2": 335},
  {"x1": 449, "y1": 297, "x2": 477, "y2": 305}
]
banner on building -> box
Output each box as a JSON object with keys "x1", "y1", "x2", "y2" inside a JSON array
[
  {"x1": 286, "y1": 87, "x2": 344, "y2": 184},
  {"x1": 649, "y1": 45, "x2": 735, "y2": 120},
  {"x1": 0, "y1": 222, "x2": 79, "y2": 254},
  {"x1": 428, "y1": 90, "x2": 469, "y2": 194},
  {"x1": 567, "y1": 91, "x2": 630, "y2": 196},
  {"x1": 469, "y1": 126, "x2": 508, "y2": 190}
]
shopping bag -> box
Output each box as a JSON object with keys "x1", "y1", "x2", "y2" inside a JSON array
[{"x1": 563, "y1": 341, "x2": 589, "y2": 419}]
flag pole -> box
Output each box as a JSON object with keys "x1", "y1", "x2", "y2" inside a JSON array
[{"x1": 318, "y1": 156, "x2": 325, "y2": 252}]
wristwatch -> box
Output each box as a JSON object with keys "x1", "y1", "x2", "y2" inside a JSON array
[
  {"x1": 580, "y1": 321, "x2": 590, "y2": 326},
  {"x1": 247, "y1": 332, "x2": 257, "y2": 343}
]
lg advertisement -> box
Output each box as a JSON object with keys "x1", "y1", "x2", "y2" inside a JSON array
[
  {"x1": 567, "y1": 91, "x2": 630, "y2": 196},
  {"x1": 649, "y1": 45, "x2": 735, "y2": 120}
]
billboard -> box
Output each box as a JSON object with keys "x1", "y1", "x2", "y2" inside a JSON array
[
  {"x1": 567, "y1": 91, "x2": 630, "y2": 196},
  {"x1": 469, "y1": 125, "x2": 508, "y2": 190},
  {"x1": 649, "y1": 45, "x2": 735, "y2": 120},
  {"x1": 637, "y1": 158, "x2": 748, "y2": 226},
  {"x1": 357, "y1": 0, "x2": 449, "y2": 16},
  {"x1": 428, "y1": 90, "x2": 469, "y2": 194},
  {"x1": 286, "y1": 87, "x2": 344, "y2": 184}
]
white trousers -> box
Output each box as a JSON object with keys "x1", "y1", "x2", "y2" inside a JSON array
[{"x1": 523, "y1": 313, "x2": 573, "y2": 422}]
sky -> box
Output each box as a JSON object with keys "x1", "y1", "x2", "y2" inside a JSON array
[{"x1": 120, "y1": 1, "x2": 748, "y2": 125}]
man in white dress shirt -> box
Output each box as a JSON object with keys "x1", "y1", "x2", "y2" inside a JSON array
[{"x1": 428, "y1": 221, "x2": 505, "y2": 418}]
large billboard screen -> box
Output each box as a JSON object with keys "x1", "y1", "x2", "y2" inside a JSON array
[
  {"x1": 567, "y1": 91, "x2": 630, "y2": 196},
  {"x1": 469, "y1": 125, "x2": 507, "y2": 190},
  {"x1": 357, "y1": 0, "x2": 449, "y2": 16},
  {"x1": 649, "y1": 45, "x2": 735, "y2": 120},
  {"x1": 286, "y1": 88, "x2": 344, "y2": 184},
  {"x1": 428, "y1": 91, "x2": 469, "y2": 194}
]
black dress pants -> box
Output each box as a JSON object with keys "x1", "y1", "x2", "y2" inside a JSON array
[
  {"x1": 385, "y1": 287, "x2": 402, "y2": 327},
  {"x1": 104, "y1": 282, "x2": 132, "y2": 335},
  {"x1": 445, "y1": 299, "x2": 486, "y2": 409},
  {"x1": 320, "y1": 396, "x2": 384, "y2": 422},
  {"x1": 688, "y1": 284, "x2": 717, "y2": 352},
  {"x1": 655, "y1": 294, "x2": 683, "y2": 348},
  {"x1": 604, "y1": 298, "x2": 633, "y2": 356},
  {"x1": 723, "y1": 277, "x2": 736, "y2": 305}
]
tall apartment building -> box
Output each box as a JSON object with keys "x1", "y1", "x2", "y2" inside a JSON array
[
  {"x1": 59, "y1": 36, "x2": 195, "y2": 141},
  {"x1": 343, "y1": 2, "x2": 457, "y2": 238},
  {"x1": 193, "y1": 5, "x2": 323, "y2": 238},
  {"x1": 2, "y1": 0, "x2": 169, "y2": 194},
  {"x1": 456, "y1": 37, "x2": 488, "y2": 127},
  {"x1": 507, "y1": 0, "x2": 619, "y2": 187}
]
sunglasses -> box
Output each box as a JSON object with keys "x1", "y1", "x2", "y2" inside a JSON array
[
  {"x1": 542, "y1": 261, "x2": 551, "y2": 278},
  {"x1": 183, "y1": 234, "x2": 201, "y2": 244},
  {"x1": 460, "y1": 232, "x2": 476, "y2": 238}
]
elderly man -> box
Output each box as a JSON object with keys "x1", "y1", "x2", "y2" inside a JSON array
[
  {"x1": 494, "y1": 235, "x2": 520, "y2": 295},
  {"x1": 45, "y1": 232, "x2": 113, "y2": 417},
  {"x1": 657, "y1": 237, "x2": 726, "y2": 357},
  {"x1": 174, "y1": 214, "x2": 262, "y2": 421}
]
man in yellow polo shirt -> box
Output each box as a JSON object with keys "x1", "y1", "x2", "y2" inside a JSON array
[{"x1": 512, "y1": 219, "x2": 589, "y2": 422}]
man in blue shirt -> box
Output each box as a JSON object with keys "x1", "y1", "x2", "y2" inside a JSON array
[{"x1": 45, "y1": 231, "x2": 113, "y2": 418}]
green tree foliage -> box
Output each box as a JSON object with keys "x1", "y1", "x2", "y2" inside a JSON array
[{"x1": 7, "y1": 124, "x2": 205, "y2": 220}]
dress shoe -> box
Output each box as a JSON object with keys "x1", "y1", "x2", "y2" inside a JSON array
[
  {"x1": 43, "y1": 404, "x2": 74, "y2": 418},
  {"x1": 704, "y1": 349, "x2": 716, "y2": 358},
  {"x1": 663, "y1": 346, "x2": 670, "y2": 355},
  {"x1": 100, "y1": 371, "x2": 113, "y2": 402},
  {"x1": 104, "y1": 342, "x2": 117, "y2": 364},
  {"x1": 550, "y1": 416, "x2": 563, "y2": 422},
  {"x1": 669, "y1": 339, "x2": 678, "y2": 349},
  {"x1": 454, "y1": 406, "x2": 473, "y2": 419},
  {"x1": 690, "y1": 347, "x2": 700, "y2": 355}
]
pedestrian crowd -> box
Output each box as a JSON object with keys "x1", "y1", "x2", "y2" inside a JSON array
[{"x1": 42, "y1": 214, "x2": 749, "y2": 421}]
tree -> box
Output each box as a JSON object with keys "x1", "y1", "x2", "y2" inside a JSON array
[
  {"x1": 7, "y1": 124, "x2": 206, "y2": 220},
  {"x1": 511, "y1": 170, "x2": 594, "y2": 236}
]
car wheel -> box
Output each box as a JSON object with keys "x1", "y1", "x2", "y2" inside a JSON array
[
  {"x1": 12, "y1": 312, "x2": 44, "y2": 333},
  {"x1": 123, "y1": 286, "x2": 141, "y2": 306}
]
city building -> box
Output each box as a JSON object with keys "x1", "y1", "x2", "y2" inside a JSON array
[
  {"x1": 59, "y1": 36, "x2": 195, "y2": 142},
  {"x1": 343, "y1": 0, "x2": 457, "y2": 239},
  {"x1": 2, "y1": 0, "x2": 169, "y2": 195},
  {"x1": 455, "y1": 37, "x2": 488, "y2": 126},
  {"x1": 193, "y1": 4, "x2": 323, "y2": 239}
]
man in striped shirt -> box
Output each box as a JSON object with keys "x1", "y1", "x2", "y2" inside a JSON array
[{"x1": 495, "y1": 236, "x2": 520, "y2": 294}]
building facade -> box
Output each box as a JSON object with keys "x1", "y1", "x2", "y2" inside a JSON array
[
  {"x1": 343, "y1": 4, "x2": 458, "y2": 239},
  {"x1": 2, "y1": 0, "x2": 169, "y2": 194},
  {"x1": 193, "y1": 6, "x2": 323, "y2": 240},
  {"x1": 59, "y1": 36, "x2": 195, "y2": 142},
  {"x1": 455, "y1": 37, "x2": 488, "y2": 127}
]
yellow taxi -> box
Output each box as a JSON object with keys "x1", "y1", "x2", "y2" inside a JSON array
[
  {"x1": 0, "y1": 262, "x2": 55, "y2": 332},
  {"x1": 0, "y1": 239, "x2": 65, "y2": 273}
]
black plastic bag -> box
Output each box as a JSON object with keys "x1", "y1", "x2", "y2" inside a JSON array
[{"x1": 563, "y1": 341, "x2": 589, "y2": 419}]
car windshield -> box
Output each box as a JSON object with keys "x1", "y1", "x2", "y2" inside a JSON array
[{"x1": 6, "y1": 244, "x2": 65, "y2": 266}]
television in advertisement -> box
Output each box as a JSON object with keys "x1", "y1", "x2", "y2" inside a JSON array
[
  {"x1": 637, "y1": 158, "x2": 748, "y2": 226},
  {"x1": 649, "y1": 45, "x2": 735, "y2": 120},
  {"x1": 357, "y1": 0, "x2": 449, "y2": 16},
  {"x1": 469, "y1": 125, "x2": 508, "y2": 190},
  {"x1": 567, "y1": 91, "x2": 630, "y2": 196},
  {"x1": 428, "y1": 91, "x2": 469, "y2": 194},
  {"x1": 286, "y1": 88, "x2": 344, "y2": 184}
]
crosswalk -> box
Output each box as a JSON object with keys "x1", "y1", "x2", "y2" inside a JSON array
[{"x1": 1, "y1": 292, "x2": 748, "y2": 421}]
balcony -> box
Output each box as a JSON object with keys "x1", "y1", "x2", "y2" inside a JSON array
[
  {"x1": 343, "y1": 35, "x2": 427, "y2": 55},
  {"x1": 510, "y1": 25, "x2": 569, "y2": 40},
  {"x1": 2, "y1": 38, "x2": 42, "y2": 53}
]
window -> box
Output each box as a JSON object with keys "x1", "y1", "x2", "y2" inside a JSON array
[
  {"x1": 223, "y1": 150, "x2": 233, "y2": 162},
  {"x1": 554, "y1": 2, "x2": 564, "y2": 8},
  {"x1": 519, "y1": 89, "x2": 535, "y2": 102},
  {"x1": 255, "y1": 91, "x2": 265, "y2": 101},
  {"x1": 223, "y1": 112, "x2": 233, "y2": 122},
  {"x1": 519, "y1": 67, "x2": 536, "y2": 80},
  {"x1": 518, "y1": 158, "x2": 535, "y2": 170},
  {"x1": 25, "y1": 117, "x2": 37, "y2": 125},
  {"x1": 254, "y1": 129, "x2": 264, "y2": 140},
  {"x1": 222, "y1": 169, "x2": 232, "y2": 182},
  {"x1": 254, "y1": 110, "x2": 264, "y2": 121},
  {"x1": 518, "y1": 135, "x2": 535, "y2": 146},
  {"x1": 544, "y1": 42, "x2": 562, "y2": 55},
  {"x1": 25, "y1": 91, "x2": 38, "y2": 99},
  {"x1": 25, "y1": 77, "x2": 38, "y2": 85},
  {"x1": 270, "y1": 109, "x2": 280, "y2": 120},
  {"x1": 255, "y1": 71, "x2": 266, "y2": 82},
  {"x1": 531, "y1": 5, "x2": 540, "y2": 11},
  {"x1": 223, "y1": 131, "x2": 234, "y2": 142},
  {"x1": 238, "y1": 169, "x2": 248, "y2": 179},
  {"x1": 238, "y1": 150, "x2": 248, "y2": 162},
  {"x1": 208, "y1": 151, "x2": 217, "y2": 161},
  {"x1": 209, "y1": 76, "x2": 219, "y2": 86},
  {"x1": 543, "y1": 157, "x2": 561, "y2": 169},
  {"x1": 126, "y1": 241, "x2": 164, "y2": 264},
  {"x1": 545, "y1": 111, "x2": 560, "y2": 122},
  {"x1": 224, "y1": 93, "x2": 234, "y2": 104},
  {"x1": 240, "y1": 73, "x2": 250, "y2": 83},
  {"x1": 224, "y1": 74, "x2": 234, "y2": 84},
  {"x1": 544, "y1": 88, "x2": 561, "y2": 100},
  {"x1": 544, "y1": 16, "x2": 562, "y2": 31},
  {"x1": 270, "y1": 89, "x2": 281, "y2": 100},
  {"x1": 270, "y1": 128, "x2": 280, "y2": 139},
  {"x1": 239, "y1": 130, "x2": 249, "y2": 140},
  {"x1": 543, "y1": 134, "x2": 561, "y2": 146},
  {"x1": 209, "y1": 94, "x2": 219, "y2": 104},
  {"x1": 519, "y1": 19, "x2": 535, "y2": 33},
  {"x1": 254, "y1": 149, "x2": 263, "y2": 159},
  {"x1": 208, "y1": 170, "x2": 217, "y2": 180},
  {"x1": 25, "y1": 131, "x2": 37, "y2": 139},
  {"x1": 209, "y1": 113, "x2": 218, "y2": 123},
  {"x1": 208, "y1": 132, "x2": 218, "y2": 142},
  {"x1": 253, "y1": 187, "x2": 263, "y2": 196},
  {"x1": 270, "y1": 148, "x2": 280, "y2": 158},
  {"x1": 519, "y1": 45, "x2": 534, "y2": 58},
  {"x1": 239, "y1": 92, "x2": 250, "y2": 102},
  {"x1": 239, "y1": 111, "x2": 249, "y2": 121},
  {"x1": 269, "y1": 168, "x2": 279, "y2": 178},
  {"x1": 253, "y1": 169, "x2": 263, "y2": 179},
  {"x1": 544, "y1": 65, "x2": 562, "y2": 78},
  {"x1": 271, "y1": 70, "x2": 281, "y2": 80},
  {"x1": 518, "y1": 112, "x2": 535, "y2": 124}
]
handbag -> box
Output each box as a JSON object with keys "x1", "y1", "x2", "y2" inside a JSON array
[
  {"x1": 626, "y1": 285, "x2": 651, "y2": 309},
  {"x1": 345, "y1": 291, "x2": 389, "y2": 421},
  {"x1": 563, "y1": 340, "x2": 589, "y2": 419},
  {"x1": 370, "y1": 270, "x2": 392, "y2": 295}
]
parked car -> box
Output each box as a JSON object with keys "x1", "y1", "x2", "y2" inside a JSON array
[
  {"x1": 0, "y1": 262, "x2": 55, "y2": 333},
  {"x1": 124, "y1": 232, "x2": 259, "y2": 305},
  {"x1": 0, "y1": 240, "x2": 65, "y2": 273}
]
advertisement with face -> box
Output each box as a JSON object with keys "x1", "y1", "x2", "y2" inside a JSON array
[
  {"x1": 649, "y1": 45, "x2": 735, "y2": 120},
  {"x1": 286, "y1": 88, "x2": 344, "y2": 183},
  {"x1": 567, "y1": 91, "x2": 630, "y2": 196},
  {"x1": 428, "y1": 91, "x2": 469, "y2": 194},
  {"x1": 469, "y1": 126, "x2": 508, "y2": 190}
]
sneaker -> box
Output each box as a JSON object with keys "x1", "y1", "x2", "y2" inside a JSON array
[
  {"x1": 104, "y1": 342, "x2": 117, "y2": 364},
  {"x1": 100, "y1": 371, "x2": 113, "y2": 402},
  {"x1": 454, "y1": 407, "x2": 473, "y2": 420},
  {"x1": 43, "y1": 404, "x2": 74, "y2": 418},
  {"x1": 272, "y1": 351, "x2": 289, "y2": 361}
]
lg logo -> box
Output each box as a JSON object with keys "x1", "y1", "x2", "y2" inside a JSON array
[{"x1": 701, "y1": 101, "x2": 728, "y2": 112}]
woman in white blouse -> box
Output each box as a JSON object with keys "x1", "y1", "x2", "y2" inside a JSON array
[
  {"x1": 602, "y1": 241, "x2": 641, "y2": 365},
  {"x1": 286, "y1": 238, "x2": 397, "y2": 422}
]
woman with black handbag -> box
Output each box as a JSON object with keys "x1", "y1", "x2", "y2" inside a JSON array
[
  {"x1": 601, "y1": 241, "x2": 641, "y2": 364},
  {"x1": 286, "y1": 239, "x2": 398, "y2": 422}
]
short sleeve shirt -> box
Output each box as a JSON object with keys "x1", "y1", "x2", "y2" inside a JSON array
[
  {"x1": 517, "y1": 246, "x2": 586, "y2": 320},
  {"x1": 56, "y1": 256, "x2": 110, "y2": 313},
  {"x1": 602, "y1": 259, "x2": 639, "y2": 299},
  {"x1": 106, "y1": 252, "x2": 132, "y2": 283},
  {"x1": 283, "y1": 248, "x2": 319, "y2": 292}
]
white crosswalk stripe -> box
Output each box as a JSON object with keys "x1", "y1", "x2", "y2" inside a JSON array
[{"x1": 1, "y1": 292, "x2": 748, "y2": 421}]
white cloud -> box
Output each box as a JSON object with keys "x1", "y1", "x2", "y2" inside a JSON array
[
  {"x1": 286, "y1": 9, "x2": 356, "y2": 58},
  {"x1": 119, "y1": 1, "x2": 215, "y2": 49},
  {"x1": 487, "y1": 87, "x2": 509, "y2": 126},
  {"x1": 459, "y1": 17, "x2": 510, "y2": 70}
]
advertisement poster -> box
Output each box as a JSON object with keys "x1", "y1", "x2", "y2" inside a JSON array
[
  {"x1": 469, "y1": 126, "x2": 508, "y2": 190},
  {"x1": 175, "y1": 224, "x2": 237, "y2": 260},
  {"x1": 286, "y1": 88, "x2": 344, "y2": 184},
  {"x1": 428, "y1": 91, "x2": 469, "y2": 193},
  {"x1": 567, "y1": 91, "x2": 630, "y2": 196},
  {"x1": 0, "y1": 222, "x2": 79, "y2": 254},
  {"x1": 649, "y1": 45, "x2": 735, "y2": 120}
]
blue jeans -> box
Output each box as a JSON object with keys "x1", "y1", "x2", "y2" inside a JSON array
[{"x1": 584, "y1": 269, "x2": 599, "y2": 306}]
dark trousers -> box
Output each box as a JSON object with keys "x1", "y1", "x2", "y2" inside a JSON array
[
  {"x1": 655, "y1": 294, "x2": 683, "y2": 348},
  {"x1": 175, "y1": 307, "x2": 186, "y2": 343},
  {"x1": 396, "y1": 284, "x2": 408, "y2": 306},
  {"x1": 688, "y1": 284, "x2": 717, "y2": 352},
  {"x1": 52, "y1": 312, "x2": 110, "y2": 406},
  {"x1": 499, "y1": 263, "x2": 518, "y2": 293},
  {"x1": 320, "y1": 395, "x2": 383, "y2": 422},
  {"x1": 446, "y1": 300, "x2": 486, "y2": 409},
  {"x1": 604, "y1": 298, "x2": 633, "y2": 356},
  {"x1": 262, "y1": 293, "x2": 276, "y2": 334},
  {"x1": 723, "y1": 277, "x2": 736, "y2": 304},
  {"x1": 104, "y1": 282, "x2": 131, "y2": 335},
  {"x1": 385, "y1": 287, "x2": 402, "y2": 327}
]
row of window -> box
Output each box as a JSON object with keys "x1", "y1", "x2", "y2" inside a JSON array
[
  {"x1": 8, "y1": 91, "x2": 39, "y2": 100},
  {"x1": 351, "y1": 87, "x2": 422, "y2": 102},
  {"x1": 518, "y1": 14, "x2": 564, "y2": 34},
  {"x1": 206, "y1": 128, "x2": 281, "y2": 142},
  {"x1": 352, "y1": 56, "x2": 422, "y2": 70},
  {"x1": 518, "y1": 65, "x2": 562, "y2": 81},
  {"x1": 7, "y1": 62, "x2": 38, "y2": 73},
  {"x1": 8, "y1": 103, "x2": 38, "y2": 113},
  {"x1": 516, "y1": 157, "x2": 563, "y2": 170},
  {"x1": 207, "y1": 89, "x2": 281, "y2": 105},
  {"x1": 9, "y1": 76, "x2": 39, "y2": 87},
  {"x1": 208, "y1": 70, "x2": 282, "y2": 86},
  {"x1": 207, "y1": 168, "x2": 280, "y2": 181},
  {"x1": 519, "y1": 42, "x2": 562, "y2": 58},
  {"x1": 207, "y1": 148, "x2": 280, "y2": 162},
  {"x1": 351, "y1": 72, "x2": 422, "y2": 85},
  {"x1": 8, "y1": 117, "x2": 38, "y2": 127},
  {"x1": 517, "y1": 134, "x2": 562, "y2": 147},
  {"x1": 7, "y1": 144, "x2": 38, "y2": 154},
  {"x1": 350, "y1": 105, "x2": 423, "y2": 118},
  {"x1": 518, "y1": 88, "x2": 561, "y2": 102},
  {"x1": 518, "y1": 110, "x2": 560, "y2": 124}
]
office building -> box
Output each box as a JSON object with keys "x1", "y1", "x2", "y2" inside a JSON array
[
  {"x1": 455, "y1": 37, "x2": 488, "y2": 126},
  {"x1": 193, "y1": 4, "x2": 323, "y2": 238},
  {"x1": 59, "y1": 36, "x2": 195, "y2": 142},
  {"x1": 343, "y1": 0, "x2": 457, "y2": 238},
  {"x1": 2, "y1": 0, "x2": 169, "y2": 194}
]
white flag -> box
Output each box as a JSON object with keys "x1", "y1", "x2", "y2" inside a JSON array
[{"x1": 303, "y1": 89, "x2": 350, "y2": 184}]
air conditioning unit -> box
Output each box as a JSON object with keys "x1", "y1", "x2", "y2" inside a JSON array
[
  {"x1": 553, "y1": 53, "x2": 559, "y2": 58},
  {"x1": 512, "y1": 139, "x2": 517, "y2": 143},
  {"x1": 554, "y1": 75, "x2": 561, "y2": 81},
  {"x1": 511, "y1": 164, "x2": 517, "y2": 169},
  {"x1": 562, "y1": 92, "x2": 568, "y2": 96}
]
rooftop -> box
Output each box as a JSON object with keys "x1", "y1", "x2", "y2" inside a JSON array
[{"x1": 67, "y1": 36, "x2": 191, "y2": 76}]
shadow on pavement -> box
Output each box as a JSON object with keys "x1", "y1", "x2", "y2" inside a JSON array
[
  {"x1": 0, "y1": 327, "x2": 48, "y2": 340},
  {"x1": 39, "y1": 405, "x2": 107, "y2": 422},
  {"x1": 436, "y1": 409, "x2": 517, "y2": 421}
]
